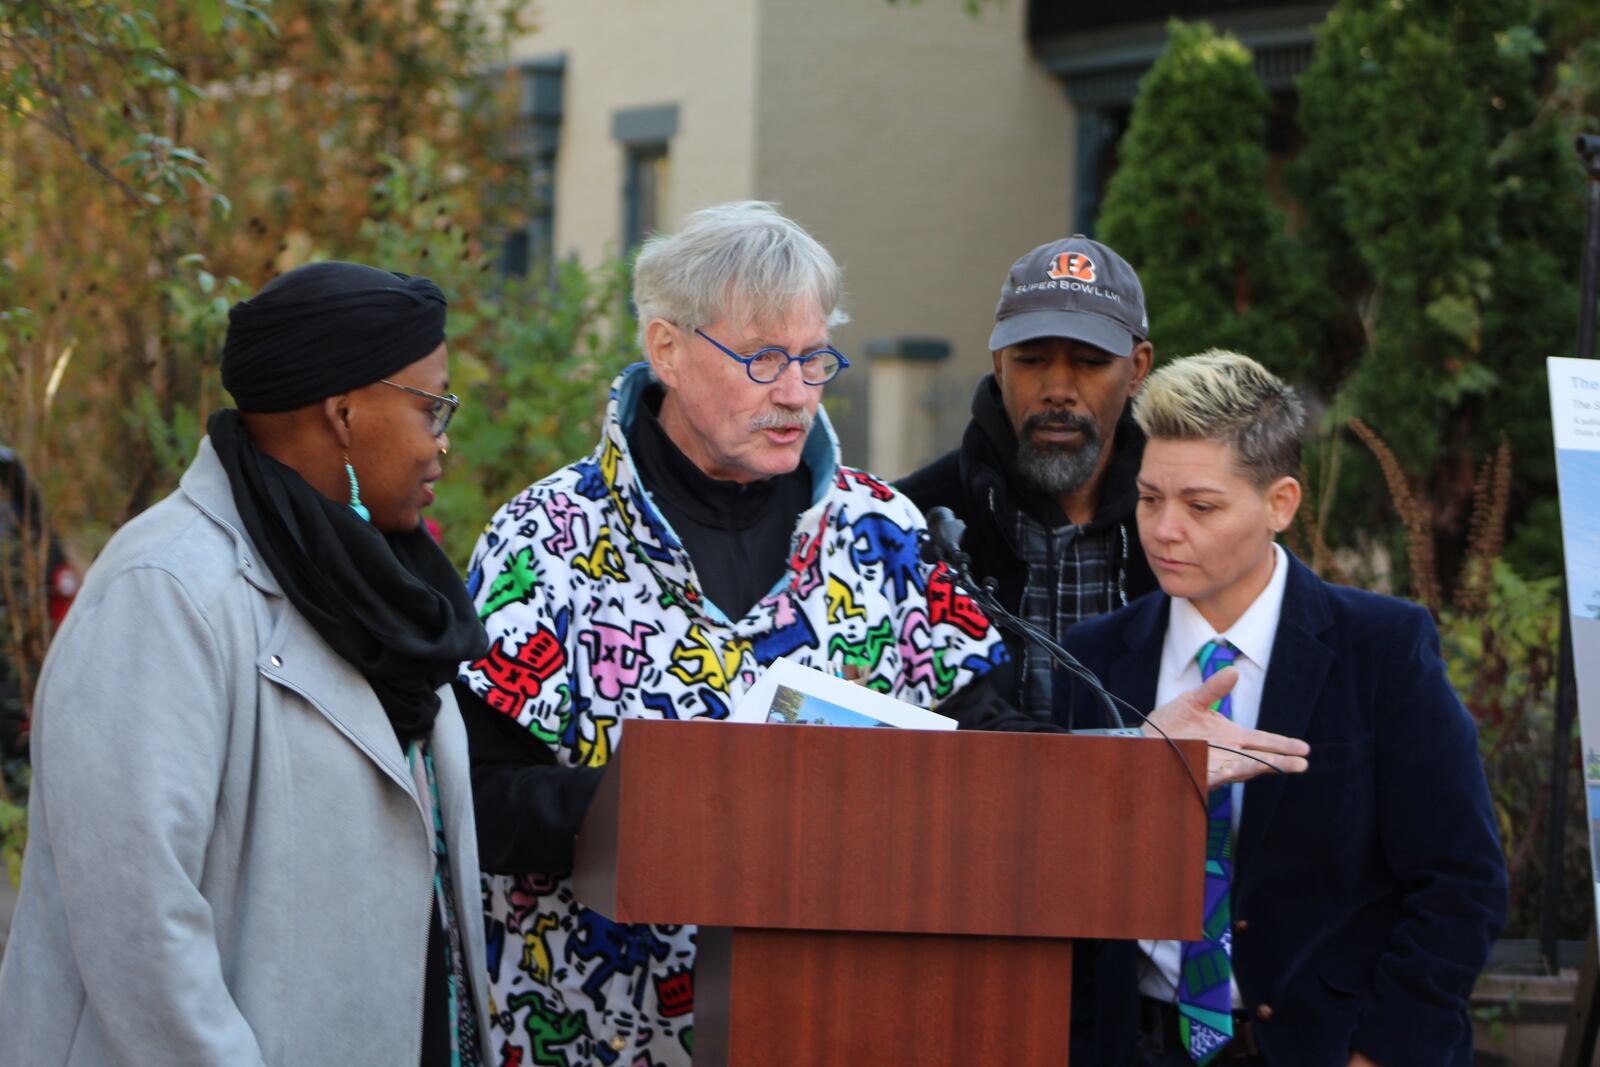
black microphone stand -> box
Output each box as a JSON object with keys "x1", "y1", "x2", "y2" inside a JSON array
[
  {"x1": 924, "y1": 532, "x2": 1142, "y2": 734},
  {"x1": 919, "y1": 522, "x2": 1215, "y2": 811}
]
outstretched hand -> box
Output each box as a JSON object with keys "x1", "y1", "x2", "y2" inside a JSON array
[{"x1": 1143, "y1": 666, "x2": 1310, "y2": 788}]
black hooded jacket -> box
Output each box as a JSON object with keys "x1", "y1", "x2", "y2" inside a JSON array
[{"x1": 897, "y1": 374, "x2": 1159, "y2": 716}]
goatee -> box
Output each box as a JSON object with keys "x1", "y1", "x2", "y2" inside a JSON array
[{"x1": 1013, "y1": 411, "x2": 1102, "y2": 497}]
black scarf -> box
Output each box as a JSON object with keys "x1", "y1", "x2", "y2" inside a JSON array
[{"x1": 207, "y1": 409, "x2": 486, "y2": 745}]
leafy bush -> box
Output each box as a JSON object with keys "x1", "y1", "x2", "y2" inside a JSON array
[
  {"x1": 1438, "y1": 562, "x2": 1582, "y2": 939},
  {"x1": 0, "y1": 761, "x2": 25, "y2": 889},
  {"x1": 1292, "y1": 0, "x2": 1585, "y2": 585}
]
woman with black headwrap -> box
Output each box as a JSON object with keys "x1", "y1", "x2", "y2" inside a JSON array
[{"x1": 0, "y1": 262, "x2": 492, "y2": 1066}]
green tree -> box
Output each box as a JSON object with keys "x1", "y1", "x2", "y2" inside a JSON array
[
  {"x1": 2, "y1": 1, "x2": 264, "y2": 841},
  {"x1": 1293, "y1": 0, "x2": 1586, "y2": 583},
  {"x1": 0, "y1": 2, "x2": 614, "y2": 880},
  {"x1": 0, "y1": 1, "x2": 530, "y2": 699},
  {"x1": 1098, "y1": 19, "x2": 1317, "y2": 381}
]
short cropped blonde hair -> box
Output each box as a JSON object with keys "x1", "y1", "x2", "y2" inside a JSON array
[{"x1": 1133, "y1": 349, "x2": 1304, "y2": 487}]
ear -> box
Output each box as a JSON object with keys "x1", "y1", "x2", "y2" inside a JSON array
[
  {"x1": 1264, "y1": 474, "x2": 1302, "y2": 534},
  {"x1": 645, "y1": 318, "x2": 685, "y2": 390},
  {"x1": 322, "y1": 394, "x2": 354, "y2": 450},
  {"x1": 991, "y1": 347, "x2": 1005, "y2": 384},
  {"x1": 1127, "y1": 340, "x2": 1154, "y2": 395}
]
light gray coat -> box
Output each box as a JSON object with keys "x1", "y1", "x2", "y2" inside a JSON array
[{"x1": 0, "y1": 439, "x2": 492, "y2": 1066}]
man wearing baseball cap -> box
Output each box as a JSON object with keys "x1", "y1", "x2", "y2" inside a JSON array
[{"x1": 900, "y1": 235, "x2": 1159, "y2": 724}]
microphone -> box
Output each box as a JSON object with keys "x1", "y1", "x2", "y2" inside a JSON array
[
  {"x1": 923, "y1": 505, "x2": 1136, "y2": 734},
  {"x1": 925, "y1": 506, "x2": 967, "y2": 563}
]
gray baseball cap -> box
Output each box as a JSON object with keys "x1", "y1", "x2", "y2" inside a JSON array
[{"x1": 988, "y1": 235, "x2": 1148, "y2": 356}]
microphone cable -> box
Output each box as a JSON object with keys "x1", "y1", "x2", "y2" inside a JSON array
[{"x1": 920, "y1": 507, "x2": 1285, "y2": 811}]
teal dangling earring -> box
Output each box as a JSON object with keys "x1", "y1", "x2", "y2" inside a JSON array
[{"x1": 344, "y1": 455, "x2": 370, "y2": 521}]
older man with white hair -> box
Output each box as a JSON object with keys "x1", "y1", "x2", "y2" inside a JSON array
[{"x1": 454, "y1": 202, "x2": 1308, "y2": 1067}]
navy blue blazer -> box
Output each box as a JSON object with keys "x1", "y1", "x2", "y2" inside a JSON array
[{"x1": 1060, "y1": 552, "x2": 1507, "y2": 1067}]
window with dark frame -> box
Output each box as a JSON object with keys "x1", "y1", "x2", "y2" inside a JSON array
[
  {"x1": 499, "y1": 55, "x2": 565, "y2": 278},
  {"x1": 624, "y1": 144, "x2": 669, "y2": 252},
  {"x1": 612, "y1": 103, "x2": 679, "y2": 253}
]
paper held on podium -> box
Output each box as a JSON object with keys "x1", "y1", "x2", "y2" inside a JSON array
[{"x1": 729, "y1": 656, "x2": 957, "y2": 730}]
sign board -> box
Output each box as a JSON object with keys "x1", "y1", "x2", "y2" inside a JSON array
[{"x1": 1550, "y1": 356, "x2": 1600, "y2": 918}]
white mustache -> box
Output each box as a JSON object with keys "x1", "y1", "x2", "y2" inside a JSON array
[{"x1": 750, "y1": 408, "x2": 814, "y2": 433}]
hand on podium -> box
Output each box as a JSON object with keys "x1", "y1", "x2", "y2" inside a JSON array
[{"x1": 1143, "y1": 666, "x2": 1311, "y2": 788}]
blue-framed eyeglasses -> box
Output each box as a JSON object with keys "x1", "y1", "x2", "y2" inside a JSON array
[
  {"x1": 379, "y1": 379, "x2": 460, "y2": 437},
  {"x1": 693, "y1": 328, "x2": 850, "y2": 386}
]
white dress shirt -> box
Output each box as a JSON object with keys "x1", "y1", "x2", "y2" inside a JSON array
[{"x1": 1138, "y1": 543, "x2": 1290, "y2": 1006}]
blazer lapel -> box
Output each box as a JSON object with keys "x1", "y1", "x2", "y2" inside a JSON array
[
  {"x1": 1108, "y1": 594, "x2": 1168, "y2": 719},
  {"x1": 1236, "y1": 553, "x2": 1333, "y2": 872}
]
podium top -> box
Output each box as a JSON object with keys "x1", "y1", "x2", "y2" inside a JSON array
[{"x1": 574, "y1": 720, "x2": 1206, "y2": 941}]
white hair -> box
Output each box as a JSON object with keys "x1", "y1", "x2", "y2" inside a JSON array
[{"x1": 632, "y1": 201, "x2": 848, "y2": 352}]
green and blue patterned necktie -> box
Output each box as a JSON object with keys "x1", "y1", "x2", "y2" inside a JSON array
[{"x1": 1178, "y1": 638, "x2": 1238, "y2": 1063}]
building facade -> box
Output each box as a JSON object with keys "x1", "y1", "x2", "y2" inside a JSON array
[{"x1": 504, "y1": 0, "x2": 1327, "y2": 477}]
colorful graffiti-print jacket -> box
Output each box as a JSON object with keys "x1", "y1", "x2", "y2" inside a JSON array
[{"x1": 458, "y1": 363, "x2": 1007, "y2": 1067}]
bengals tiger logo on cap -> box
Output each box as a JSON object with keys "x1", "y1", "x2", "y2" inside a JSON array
[{"x1": 1046, "y1": 252, "x2": 1096, "y2": 283}]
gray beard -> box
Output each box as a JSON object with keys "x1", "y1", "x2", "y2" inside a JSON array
[{"x1": 1013, "y1": 413, "x2": 1103, "y2": 497}]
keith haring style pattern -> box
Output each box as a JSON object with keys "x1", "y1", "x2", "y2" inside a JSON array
[{"x1": 460, "y1": 364, "x2": 1006, "y2": 1067}]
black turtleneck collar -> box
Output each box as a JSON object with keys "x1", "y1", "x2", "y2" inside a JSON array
[
  {"x1": 631, "y1": 386, "x2": 791, "y2": 532},
  {"x1": 627, "y1": 385, "x2": 813, "y2": 619}
]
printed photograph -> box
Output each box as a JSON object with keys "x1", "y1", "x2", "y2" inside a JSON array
[{"x1": 765, "y1": 684, "x2": 896, "y2": 729}]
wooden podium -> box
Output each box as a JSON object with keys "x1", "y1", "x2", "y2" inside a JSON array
[{"x1": 573, "y1": 720, "x2": 1206, "y2": 1066}]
